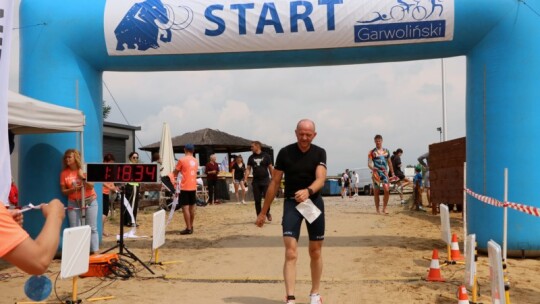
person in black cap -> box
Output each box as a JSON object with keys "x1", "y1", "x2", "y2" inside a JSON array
[{"x1": 173, "y1": 144, "x2": 198, "y2": 235}]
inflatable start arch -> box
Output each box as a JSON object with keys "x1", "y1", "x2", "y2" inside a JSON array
[{"x1": 19, "y1": 0, "x2": 540, "y2": 255}]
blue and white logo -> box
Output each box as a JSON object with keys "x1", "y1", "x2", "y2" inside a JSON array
[
  {"x1": 354, "y1": 0, "x2": 447, "y2": 43},
  {"x1": 114, "y1": 0, "x2": 193, "y2": 52}
]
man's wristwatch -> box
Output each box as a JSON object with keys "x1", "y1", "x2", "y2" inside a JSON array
[{"x1": 307, "y1": 188, "x2": 314, "y2": 196}]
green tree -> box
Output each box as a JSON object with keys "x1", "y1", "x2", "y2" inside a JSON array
[{"x1": 103, "y1": 100, "x2": 111, "y2": 119}]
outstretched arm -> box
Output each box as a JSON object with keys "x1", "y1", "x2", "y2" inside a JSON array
[{"x1": 3, "y1": 199, "x2": 65, "y2": 275}]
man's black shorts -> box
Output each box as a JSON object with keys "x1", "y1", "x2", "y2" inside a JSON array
[
  {"x1": 179, "y1": 191, "x2": 197, "y2": 206},
  {"x1": 282, "y1": 196, "x2": 325, "y2": 241}
]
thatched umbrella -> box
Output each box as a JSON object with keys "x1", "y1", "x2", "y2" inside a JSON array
[{"x1": 140, "y1": 128, "x2": 273, "y2": 165}]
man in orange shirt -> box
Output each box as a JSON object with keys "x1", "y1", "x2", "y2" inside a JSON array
[
  {"x1": 0, "y1": 199, "x2": 65, "y2": 275},
  {"x1": 173, "y1": 144, "x2": 198, "y2": 235}
]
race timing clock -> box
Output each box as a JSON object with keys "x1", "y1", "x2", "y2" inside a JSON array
[{"x1": 86, "y1": 163, "x2": 158, "y2": 183}]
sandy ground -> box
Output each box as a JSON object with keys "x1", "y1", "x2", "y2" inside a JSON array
[{"x1": 2, "y1": 193, "x2": 540, "y2": 304}]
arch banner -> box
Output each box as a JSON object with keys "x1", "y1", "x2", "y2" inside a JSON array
[{"x1": 104, "y1": 0, "x2": 455, "y2": 56}]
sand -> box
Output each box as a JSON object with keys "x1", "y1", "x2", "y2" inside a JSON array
[{"x1": 2, "y1": 194, "x2": 540, "y2": 303}]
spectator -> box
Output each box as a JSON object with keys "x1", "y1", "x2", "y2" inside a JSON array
[
  {"x1": 231, "y1": 155, "x2": 247, "y2": 204},
  {"x1": 147, "y1": 152, "x2": 162, "y2": 200},
  {"x1": 205, "y1": 154, "x2": 220, "y2": 204},
  {"x1": 391, "y1": 148, "x2": 412, "y2": 204},
  {"x1": 102, "y1": 153, "x2": 118, "y2": 237},
  {"x1": 353, "y1": 171, "x2": 359, "y2": 196},
  {"x1": 417, "y1": 152, "x2": 431, "y2": 208},
  {"x1": 9, "y1": 179, "x2": 18, "y2": 206},
  {"x1": 246, "y1": 141, "x2": 274, "y2": 222},
  {"x1": 123, "y1": 152, "x2": 141, "y2": 227},
  {"x1": 412, "y1": 166, "x2": 424, "y2": 211},
  {"x1": 59, "y1": 149, "x2": 99, "y2": 253},
  {"x1": 173, "y1": 144, "x2": 198, "y2": 235},
  {"x1": 368, "y1": 135, "x2": 394, "y2": 215},
  {"x1": 340, "y1": 170, "x2": 350, "y2": 199},
  {"x1": 229, "y1": 155, "x2": 236, "y2": 173}
]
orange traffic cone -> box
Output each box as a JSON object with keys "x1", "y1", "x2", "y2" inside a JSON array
[
  {"x1": 426, "y1": 249, "x2": 445, "y2": 282},
  {"x1": 451, "y1": 233, "x2": 465, "y2": 261},
  {"x1": 457, "y1": 285, "x2": 470, "y2": 303}
]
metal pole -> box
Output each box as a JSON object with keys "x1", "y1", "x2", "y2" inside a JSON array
[
  {"x1": 463, "y1": 162, "x2": 467, "y2": 239},
  {"x1": 76, "y1": 80, "x2": 87, "y2": 226},
  {"x1": 503, "y1": 168, "x2": 508, "y2": 261},
  {"x1": 441, "y1": 58, "x2": 447, "y2": 141}
]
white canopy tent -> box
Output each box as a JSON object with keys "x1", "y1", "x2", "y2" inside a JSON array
[
  {"x1": 6, "y1": 90, "x2": 87, "y2": 207},
  {"x1": 7, "y1": 90, "x2": 85, "y2": 134}
]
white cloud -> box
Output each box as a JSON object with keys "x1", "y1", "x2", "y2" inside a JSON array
[{"x1": 99, "y1": 57, "x2": 467, "y2": 174}]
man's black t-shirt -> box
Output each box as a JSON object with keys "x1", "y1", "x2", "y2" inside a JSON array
[
  {"x1": 247, "y1": 152, "x2": 273, "y2": 183},
  {"x1": 275, "y1": 143, "x2": 327, "y2": 198}
]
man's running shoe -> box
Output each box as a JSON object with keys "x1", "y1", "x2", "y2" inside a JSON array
[{"x1": 310, "y1": 293, "x2": 323, "y2": 304}]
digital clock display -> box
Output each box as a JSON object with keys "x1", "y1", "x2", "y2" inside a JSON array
[{"x1": 86, "y1": 163, "x2": 158, "y2": 183}]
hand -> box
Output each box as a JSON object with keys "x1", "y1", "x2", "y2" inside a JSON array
[
  {"x1": 294, "y1": 189, "x2": 310, "y2": 203},
  {"x1": 41, "y1": 199, "x2": 65, "y2": 221},
  {"x1": 255, "y1": 213, "x2": 266, "y2": 227},
  {"x1": 8, "y1": 209, "x2": 23, "y2": 227},
  {"x1": 78, "y1": 169, "x2": 87, "y2": 180}
]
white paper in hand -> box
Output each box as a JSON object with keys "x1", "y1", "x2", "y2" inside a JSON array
[{"x1": 296, "y1": 199, "x2": 322, "y2": 224}]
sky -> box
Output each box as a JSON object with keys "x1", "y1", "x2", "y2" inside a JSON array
[{"x1": 8, "y1": 1, "x2": 466, "y2": 176}]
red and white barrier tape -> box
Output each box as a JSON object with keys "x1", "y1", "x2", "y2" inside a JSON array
[
  {"x1": 465, "y1": 188, "x2": 540, "y2": 217},
  {"x1": 505, "y1": 201, "x2": 540, "y2": 217}
]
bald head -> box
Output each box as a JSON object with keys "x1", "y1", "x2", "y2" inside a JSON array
[
  {"x1": 296, "y1": 119, "x2": 316, "y2": 132},
  {"x1": 295, "y1": 119, "x2": 317, "y2": 152}
]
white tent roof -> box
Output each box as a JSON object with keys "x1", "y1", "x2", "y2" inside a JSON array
[{"x1": 7, "y1": 90, "x2": 85, "y2": 134}]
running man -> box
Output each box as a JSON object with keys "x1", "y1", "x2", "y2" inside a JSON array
[
  {"x1": 256, "y1": 119, "x2": 327, "y2": 304},
  {"x1": 368, "y1": 134, "x2": 394, "y2": 214}
]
